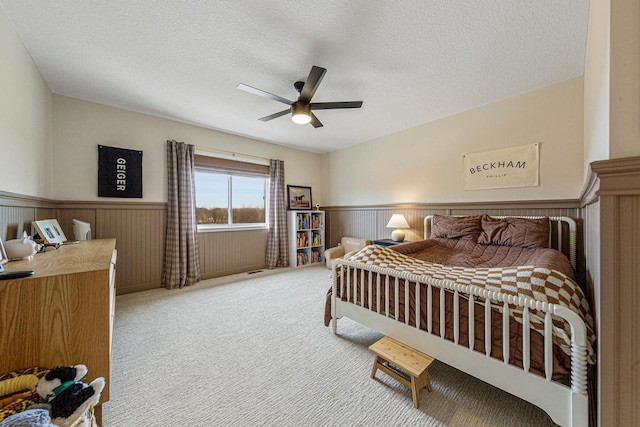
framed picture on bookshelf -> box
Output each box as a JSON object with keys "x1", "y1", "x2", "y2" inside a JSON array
[{"x1": 287, "y1": 185, "x2": 312, "y2": 210}]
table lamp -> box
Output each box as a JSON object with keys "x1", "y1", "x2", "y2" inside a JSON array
[{"x1": 386, "y1": 214, "x2": 410, "y2": 242}]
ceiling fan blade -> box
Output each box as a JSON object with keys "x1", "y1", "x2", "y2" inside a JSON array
[
  {"x1": 258, "y1": 109, "x2": 291, "y2": 122},
  {"x1": 309, "y1": 112, "x2": 323, "y2": 128},
  {"x1": 299, "y1": 66, "x2": 326, "y2": 103},
  {"x1": 237, "y1": 83, "x2": 293, "y2": 106},
  {"x1": 310, "y1": 101, "x2": 363, "y2": 110}
]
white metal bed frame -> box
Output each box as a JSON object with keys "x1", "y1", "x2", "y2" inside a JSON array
[{"x1": 331, "y1": 216, "x2": 588, "y2": 427}]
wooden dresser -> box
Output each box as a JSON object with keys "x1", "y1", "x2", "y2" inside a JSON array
[{"x1": 0, "y1": 239, "x2": 117, "y2": 424}]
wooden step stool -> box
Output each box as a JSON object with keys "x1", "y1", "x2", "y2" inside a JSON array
[{"x1": 369, "y1": 336, "x2": 434, "y2": 408}]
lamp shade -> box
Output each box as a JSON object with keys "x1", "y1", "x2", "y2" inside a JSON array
[
  {"x1": 386, "y1": 214, "x2": 410, "y2": 242},
  {"x1": 386, "y1": 214, "x2": 410, "y2": 229}
]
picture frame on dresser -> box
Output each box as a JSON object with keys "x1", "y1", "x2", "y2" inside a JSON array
[
  {"x1": 32, "y1": 219, "x2": 66, "y2": 244},
  {"x1": 287, "y1": 185, "x2": 312, "y2": 210}
]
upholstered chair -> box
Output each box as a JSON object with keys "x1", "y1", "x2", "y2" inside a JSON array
[{"x1": 324, "y1": 236, "x2": 372, "y2": 269}]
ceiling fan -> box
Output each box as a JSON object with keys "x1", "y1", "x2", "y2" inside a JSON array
[{"x1": 237, "y1": 65, "x2": 363, "y2": 128}]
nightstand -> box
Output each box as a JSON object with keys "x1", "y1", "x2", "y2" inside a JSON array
[{"x1": 373, "y1": 239, "x2": 409, "y2": 247}]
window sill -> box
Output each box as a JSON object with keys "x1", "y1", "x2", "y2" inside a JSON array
[{"x1": 197, "y1": 224, "x2": 268, "y2": 233}]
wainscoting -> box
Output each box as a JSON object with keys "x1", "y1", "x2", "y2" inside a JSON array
[
  {"x1": 0, "y1": 193, "x2": 592, "y2": 300},
  {"x1": 0, "y1": 193, "x2": 585, "y2": 295},
  {"x1": 324, "y1": 203, "x2": 582, "y2": 248},
  {"x1": 587, "y1": 156, "x2": 640, "y2": 427},
  {"x1": 197, "y1": 228, "x2": 267, "y2": 282},
  {"x1": 0, "y1": 195, "x2": 268, "y2": 295},
  {"x1": 2, "y1": 194, "x2": 584, "y2": 296},
  {"x1": 0, "y1": 193, "x2": 55, "y2": 239},
  {"x1": 56, "y1": 202, "x2": 167, "y2": 294},
  {"x1": 56, "y1": 203, "x2": 269, "y2": 294}
]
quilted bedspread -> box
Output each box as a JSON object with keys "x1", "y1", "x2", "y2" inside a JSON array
[
  {"x1": 391, "y1": 238, "x2": 576, "y2": 279},
  {"x1": 345, "y1": 245, "x2": 596, "y2": 364}
]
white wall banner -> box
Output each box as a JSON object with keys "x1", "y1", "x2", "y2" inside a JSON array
[{"x1": 463, "y1": 143, "x2": 539, "y2": 190}]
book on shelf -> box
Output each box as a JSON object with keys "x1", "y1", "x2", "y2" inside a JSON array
[
  {"x1": 297, "y1": 213, "x2": 311, "y2": 230},
  {"x1": 296, "y1": 251, "x2": 309, "y2": 266},
  {"x1": 297, "y1": 232, "x2": 309, "y2": 248}
]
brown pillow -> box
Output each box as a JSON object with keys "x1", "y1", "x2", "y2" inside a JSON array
[
  {"x1": 478, "y1": 215, "x2": 550, "y2": 248},
  {"x1": 430, "y1": 215, "x2": 482, "y2": 240}
]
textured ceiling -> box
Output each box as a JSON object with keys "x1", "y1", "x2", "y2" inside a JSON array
[{"x1": 0, "y1": 1, "x2": 590, "y2": 154}]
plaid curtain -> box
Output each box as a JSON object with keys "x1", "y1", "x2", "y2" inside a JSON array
[
  {"x1": 162, "y1": 140, "x2": 201, "y2": 289},
  {"x1": 265, "y1": 159, "x2": 288, "y2": 268}
]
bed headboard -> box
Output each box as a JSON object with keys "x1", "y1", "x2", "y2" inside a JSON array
[{"x1": 423, "y1": 215, "x2": 577, "y2": 270}]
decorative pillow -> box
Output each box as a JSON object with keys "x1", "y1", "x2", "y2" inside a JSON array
[
  {"x1": 430, "y1": 215, "x2": 482, "y2": 241},
  {"x1": 478, "y1": 215, "x2": 550, "y2": 248}
]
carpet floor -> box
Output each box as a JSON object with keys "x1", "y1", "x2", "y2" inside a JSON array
[{"x1": 102, "y1": 266, "x2": 557, "y2": 426}]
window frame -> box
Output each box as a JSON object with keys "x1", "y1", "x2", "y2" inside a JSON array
[{"x1": 194, "y1": 154, "x2": 269, "y2": 232}]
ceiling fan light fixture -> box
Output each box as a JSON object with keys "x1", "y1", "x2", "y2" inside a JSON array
[
  {"x1": 238, "y1": 66, "x2": 362, "y2": 128},
  {"x1": 291, "y1": 102, "x2": 311, "y2": 124},
  {"x1": 291, "y1": 114, "x2": 311, "y2": 125}
]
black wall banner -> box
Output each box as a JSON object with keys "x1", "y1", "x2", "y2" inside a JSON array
[{"x1": 98, "y1": 145, "x2": 143, "y2": 198}]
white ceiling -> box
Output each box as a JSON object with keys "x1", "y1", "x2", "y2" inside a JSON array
[{"x1": 1, "y1": 1, "x2": 590, "y2": 154}]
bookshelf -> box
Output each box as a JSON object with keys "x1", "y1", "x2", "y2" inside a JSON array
[{"x1": 288, "y1": 210, "x2": 325, "y2": 268}]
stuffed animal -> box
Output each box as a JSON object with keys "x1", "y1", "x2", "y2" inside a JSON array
[
  {"x1": 0, "y1": 409, "x2": 55, "y2": 427},
  {"x1": 32, "y1": 366, "x2": 104, "y2": 427},
  {"x1": 0, "y1": 367, "x2": 49, "y2": 423}
]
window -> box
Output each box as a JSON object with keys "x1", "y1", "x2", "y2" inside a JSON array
[{"x1": 194, "y1": 155, "x2": 268, "y2": 229}]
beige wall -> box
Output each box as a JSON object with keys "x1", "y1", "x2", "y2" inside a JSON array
[
  {"x1": 321, "y1": 78, "x2": 584, "y2": 206},
  {"x1": 0, "y1": 8, "x2": 53, "y2": 198},
  {"x1": 582, "y1": 3, "x2": 609, "y2": 423},
  {"x1": 583, "y1": 0, "x2": 610, "y2": 167},
  {"x1": 610, "y1": 0, "x2": 640, "y2": 159},
  {"x1": 583, "y1": 0, "x2": 640, "y2": 165},
  {"x1": 53, "y1": 95, "x2": 323, "y2": 203},
  {"x1": 578, "y1": 0, "x2": 640, "y2": 290}
]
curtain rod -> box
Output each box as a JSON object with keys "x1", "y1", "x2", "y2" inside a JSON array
[{"x1": 194, "y1": 145, "x2": 271, "y2": 163}]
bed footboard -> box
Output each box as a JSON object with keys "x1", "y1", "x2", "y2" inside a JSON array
[{"x1": 331, "y1": 261, "x2": 589, "y2": 427}]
